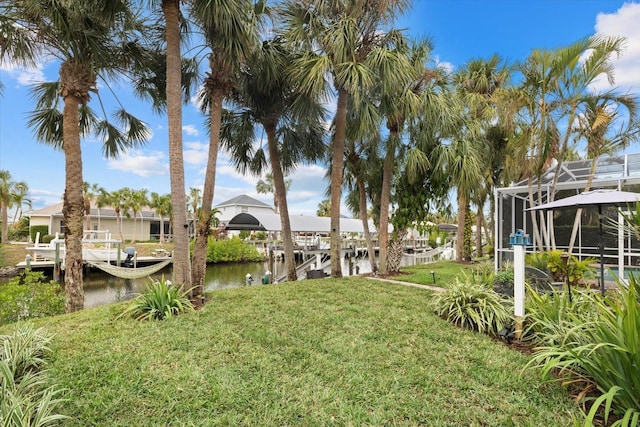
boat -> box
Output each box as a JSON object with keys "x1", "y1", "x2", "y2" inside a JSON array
[{"x1": 27, "y1": 230, "x2": 127, "y2": 263}]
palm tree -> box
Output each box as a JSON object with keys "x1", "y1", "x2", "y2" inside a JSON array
[
  {"x1": 316, "y1": 199, "x2": 331, "y2": 217},
  {"x1": 150, "y1": 192, "x2": 172, "y2": 244},
  {"x1": 374, "y1": 38, "x2": 445, "y2": 274},
  {"x1": 453, "y1": 55, "x2": 512, "y2": 259},
  {"x1": 0, "y1": 1, "x2": 150, "y2": 312},
  {"x1": 187, "y1": 187, "x2": 202, "y2": 237},
  {"x1": 511, "y1": 35, "x2": 628, "y2": 250},
  {"x1": 100, "y1": 188, "x2": 129, "y2": 244},
  {"x1": 0, "y1": 170, "x2": 28, "y2": 243},
  {"x1": 83, "y1": 182, "x2": 102, "y2": 232},
  {"x1": 256, "y1": 173, "x2": 292, "y2": 214},
  {"x1": 186, "y1": 0, "x2": 261, "y2": 302},
  {"x1": 281, "y1": 0, "x2": 411, "y2": 277},
  {"x1": 221, "y1": 38, "x2": 326, "y2": 282},
  {"x1": 129, "y1": 189, "x2": 149, "y2": 244},
  {"x1": 11, "y1": 186, "x2": 31, "y2": 225}
]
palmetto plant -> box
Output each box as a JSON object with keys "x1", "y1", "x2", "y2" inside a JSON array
[
  {"x1": 0, "y1": 325, "x2": 68, "y2": 426},
  {"x1": 528, "y1": 276, "x2": 640, "y2": 426},
  {"x1": 430, "y1": 277, "x2": 512, "y2": 336},
  {"x1": 121, "y1": 277, "x2": 194, "y2": 321}
]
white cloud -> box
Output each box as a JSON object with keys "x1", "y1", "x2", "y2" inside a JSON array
[
  {"x1": 591, "y1": 2, "x2": 640, "y2": 93},
  {"x1": 27, "y1": 189, "x2": 63, "y2": 211},
  {"x1": 182, "y1": 124, "x2": 200, "y2": 136},
  {"x1": 107, "y1": 150, "x2": 168, "y2": 177},
  {"x1": 0, "y1": 63, "x2": 46, "y2": 86},
  {"x1": 183, "y1": 141, "x2": 208, "y2": 166}
]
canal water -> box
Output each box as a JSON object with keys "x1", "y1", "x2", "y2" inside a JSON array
[{"x1": 83, "y1": 256, "x2": 376, "y2": 308}]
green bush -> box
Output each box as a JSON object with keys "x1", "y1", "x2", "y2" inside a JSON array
[
  {"x1": 120, "y1": 277, "x2": 194, "y2": 321},
  {"x1": 0, "y1": 272, "x2": 65, "y2": 326},
  {"x1": 527, "y1": 275, "x2": 640, "y2": 426},
  {"x1": 206, "y1": 236, "x2": 264, "y2": 263},
  {"x1": 431, "y1": 277, "x2": 513, "y2": 336},
  {"x1": 29, "y1": 226, "x2": 49, "y2": 243},
  {"x1": 0, "y1": 324, "x2": 68, "y2": 426}
]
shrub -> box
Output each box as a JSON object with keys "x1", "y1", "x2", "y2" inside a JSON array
[
  {"x1": 0, "y1": 324, "x2": 68, "y2": 426},
  {"x1": 525, "y1": 251, "x2": 549, "y2": 272},
  {"x1": 0, "y1": 272, "x2": 65, "y2": 326},
  {"x1": 29, "y1": 226, "x2": 49, "y2": 243},
  {"x1": 527, "y1": 275, "x2": 640, "y2": 426},
  {"x1": 431, "y1": 277, "x2": 513, "y2": 336},
  {"x1": 206, "y1": 236, "x2": 264, "y2": 263},
  {"x1": 120, "y1": 277, "x2": 194, "y2": 321},
  {"x1": 493, "y1": 268, "x2": 514, "y2": 297}
]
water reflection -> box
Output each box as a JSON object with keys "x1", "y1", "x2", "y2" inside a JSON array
[{"x1": 83, "y1": 256, "x2": 376, "y2": 308}]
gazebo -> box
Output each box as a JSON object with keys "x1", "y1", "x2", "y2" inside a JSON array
[{"x1": 494, "y1": 153, "x2": 640, "y2": 277}]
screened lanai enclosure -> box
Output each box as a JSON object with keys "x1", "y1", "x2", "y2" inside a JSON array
[{"x1": 495, "y1": 153, "x2": 640, "y2": 276}]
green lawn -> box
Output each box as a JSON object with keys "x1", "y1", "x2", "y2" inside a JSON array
[
  {"x1": 12, "y1": 277, "x2": 579, "y2": 426},
  {"x1": 398, "y1": 260, "x2": 491, "y2": 288}
]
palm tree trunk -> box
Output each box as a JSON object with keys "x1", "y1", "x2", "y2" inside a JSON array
[
  {"x1": 61, "y1": 96, "x2": 85, "y2": 313},
  {"x1": 329, "y1": 88, "x2": 349, "y2": 278},
  {"x1": 456, "y1": 191, "x2": 467, "y2": 262},
  {"x1": 378, "y1": 141, "x2": 394, "y2": 274},
  {"x1": 163, "y1": 0, "x2": 190, "y2": 288},
  {"x1": 567, "y1": 157, "x2": 599, "y2": 253},
  {"x1": 1, "y1": 201, "x2": 7, "y2": 244},
  {"x1": 191, "y1": 88, "x2": 223, "y2": 304},
  {"x1": 357, "y1": 177, "x2": 377, "y2": 274},
  {"x1": 265, "y1": 124, "x2": 297, "y2": 281}
]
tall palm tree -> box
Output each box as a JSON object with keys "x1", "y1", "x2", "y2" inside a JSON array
[
  {"x1": 565, "y1": 95, "x2": 640, "y2": 252},
  {"x1": 256, "y1": 173, "x2": 292, "y2": 214},
  {"x1": 187, "y1": 187, "x2": 202, "y2": 238},
  {"x1": 281, "y1": 0, "x2": 411, "y2": 277},
  {"x1": 128, "y1": 189, "x2": 149, "y2": 244},
  {"x1": 150, "y1": 192, "x2": 172, "y2": 244},
  {"x1": 83, "y1": 182, "x2": 102, "y2": 232},
  {"x1": 186, "y1": 0, "x2": 261, "y2": 302},
  {"x1": 453, "y1": 55, "x2": 511, "y2": 259},
  {"x1": 11, "y1": 186, "x2": 31, "y2": 225},
  {"x1": 374, "y1": 38, "x2": 447, "y2": 274},
  {"x1": 0, "y1": 170, "x2": 28, "y2": 243},
  {"x1": 0, "y1": 1, "x2": 149, "y2": 312},
  {"x1": 221, "y1": 38, "x2": 326, "y2": 282}
]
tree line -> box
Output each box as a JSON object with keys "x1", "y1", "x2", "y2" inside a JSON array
[{"x1": 1, "y1": 1, "x2": 638, "y2": 313}]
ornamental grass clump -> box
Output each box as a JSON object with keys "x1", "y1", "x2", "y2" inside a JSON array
[
  {"x1": 121, "y1": 277, "x2": 194, "y2": 321},
  {"x1": 1, "y1": 325, "x2": 68, "y2": 426},
  {"x1": 528, "y1": 275, "x2": 640, "y2": 426},
  {"x1": 430, "y1": 276, "x2": 512, "y2": 336}
]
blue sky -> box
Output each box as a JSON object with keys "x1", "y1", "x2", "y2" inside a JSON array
[{"x1": 1, "y1": 1, "x2": 640, "y2": 216}]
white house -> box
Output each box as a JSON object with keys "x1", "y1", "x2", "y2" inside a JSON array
[
  {"x1": 27, "y1": 202, "x2": 171, "y2": 242},
  {"x1": 214, "y1": 195, "x2": 275, "y2": 224}
]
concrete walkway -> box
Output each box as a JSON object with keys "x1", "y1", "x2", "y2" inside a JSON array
[{"x1": 365, "y1": 276, "x2": 445, "y2": 292}]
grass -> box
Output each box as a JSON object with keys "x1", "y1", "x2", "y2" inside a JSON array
[
  {"x1": 398, "y1": 260, "x2": 489, "y2": 288},
  {"x1": 3, "y1": 277, "x2": 581, "y2": 426}
]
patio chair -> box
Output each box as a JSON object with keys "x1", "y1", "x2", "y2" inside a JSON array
[{"x1": 525, "y1": 266, "x2": 564, "y2": 293}]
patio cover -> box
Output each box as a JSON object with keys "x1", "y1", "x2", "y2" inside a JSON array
[{"x1": 224, "y1": 212, "x2": 378, "y2": 233}]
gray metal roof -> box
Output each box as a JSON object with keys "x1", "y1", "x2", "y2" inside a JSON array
[
  {"x1": 215, "y1": 194, "x2": 272, "y2": 208},
  {"x1": 224, "y1": 212, "x2": 379, "y2": 233}
]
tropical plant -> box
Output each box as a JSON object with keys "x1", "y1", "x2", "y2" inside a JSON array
[
  {"x1": 185, "y1": 0, "x2": 262, "y2": 303},
  {"x1": 120, "y1": 277, "x2": 194, "y2": 321},
  {"x1": 149, "y1": 192, "x2": 171, "y2": 244},
  {"x1": 0, "y1": 272, "x2": 65, "y2": 326},
  {"x1": 0, "y1": 324, "x2": 68, "y2": 426},
  {"x1": 256, "y1": 173, "x2": 291, "y2": 214},
  {"x1": 316, "y1": 199, "x2": 330, "y2": 217},
  {"x1": 0, "y1": 170, "x2": 29, "y2": 244},
  {"x1": 430, "y1": 276, "x2": 512, "y2": 336},
  {"x1": 281, "y1": 0, "x2": 411, "y2": 277},
  {"x1": 0, "y1": 1, "x2": 151, "y2": 312},
  {"x1": 221, "y1": 38, "x2": 326, "y2": 282},
  {"x1": 528, "y1": 276, "x2": 640, "y2": 426}
]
